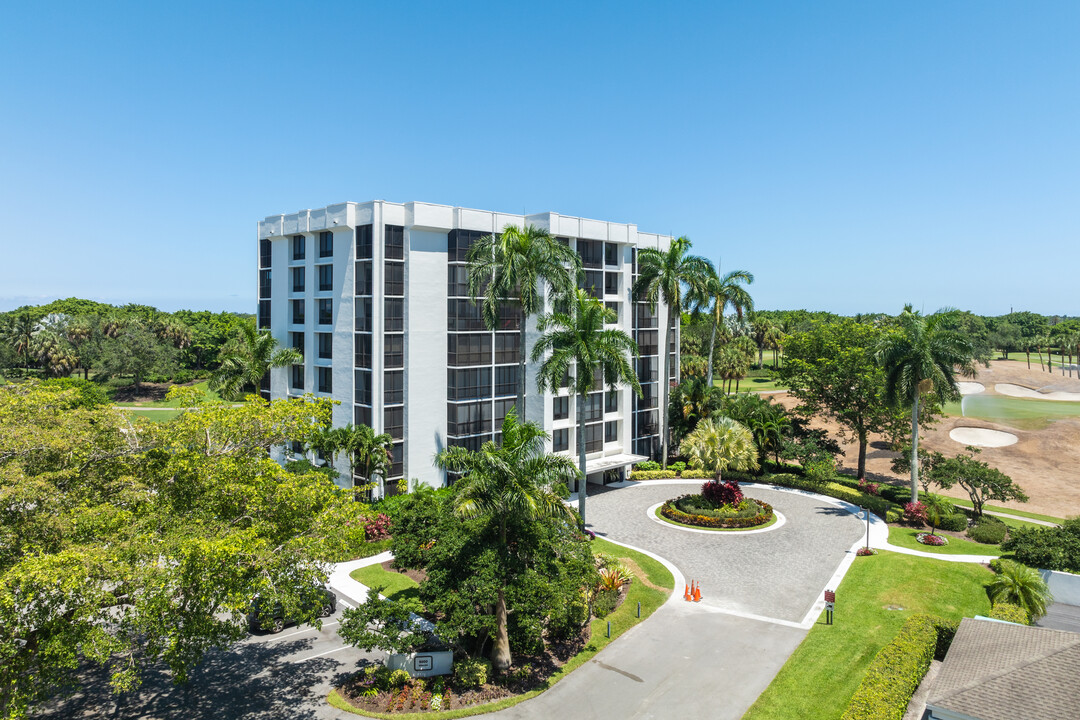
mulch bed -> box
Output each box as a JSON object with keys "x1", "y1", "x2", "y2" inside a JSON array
[{"x1": 382, "y1": 560, "x2": 427, "y2": 585}]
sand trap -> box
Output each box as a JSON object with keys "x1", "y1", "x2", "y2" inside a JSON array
[
  {"x1": 957, "y1": 382, "x2": 985, "y2": 395},
  {"x1": 994, "y1": 383, "x2": 1080, "y2": 402},
  {"x1": 949, "y1": 427, "x2": 1018, "y2": 448}
]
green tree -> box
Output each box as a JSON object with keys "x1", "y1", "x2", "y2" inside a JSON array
[
  {"x1": 533, "y1": 290, "x2": 640, "y2": 525},
  {"x1": 0, "y1": 309, "x2": 40, "y2": 373},
  {"x1": 779, "y1": 319, "x2": 896, "y2": 480},
  {"x1": 923, "y1": 447, "x2": 1028, "y2": 518},
  {"x1": 0, "y1": 384, "x2": 370, "y2": 718},
  {"x1": 721, "y1": 392, "x2": 790, "y2": 467},
  {"x1": 466, "y1": 223, "x2": 581, "y2": 418},
  {"x1": 632, "y1": 236, "x2": 712, "y2": 466},
  {"x1": 209, "y1": 320, "x2": 302, "y2": 400},
  {"x1": 435, "y1": 409, "x2": 579, "y2": 672},
  {"x1": 96, "y1": 322, "x2": 179, "y2": 390},
  {"x1": 668, "y1": 376, "x2": 722, "y2": 446},
  {"x1": 689, "y1": 262, "x2": 754, "y2": 389},
  {"x1": 987, "y1": 560, "x2": 1053, "y2": 621},
  {"x1": 678, "y1": 416, "x2": 759, "y2": 482},
  {"x1": 877, "y1": 308, "x2": 977, "y2": 502},
  {"x1": 310, "y1": 422, "x2": 393, "y2": 498},
  {"x1": 921, "y1": 493, "x2": 953, "y2": 537}
]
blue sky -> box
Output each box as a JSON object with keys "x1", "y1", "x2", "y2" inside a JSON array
[{"x1": 1, "y1": 1, "x2": 1077, "y2": 316}]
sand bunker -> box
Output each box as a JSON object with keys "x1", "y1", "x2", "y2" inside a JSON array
[
  {"x1": 957, "y1": 382, "x2": 985, "y2": 395},
  {"x1": 949, "y1": 427, "x2": 1018, "y2": 448},
  {"x1": 994, "y1": 383, "x2": 1080, "y2": 402}
]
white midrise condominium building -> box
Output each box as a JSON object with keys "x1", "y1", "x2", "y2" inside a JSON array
[{"x1": 257, "y1": 200, "x2": 678, "y2": 496}]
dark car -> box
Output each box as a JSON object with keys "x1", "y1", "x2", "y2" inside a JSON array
[{"x1": 248, "y1": 587, "x2": 337, "y2": 633}]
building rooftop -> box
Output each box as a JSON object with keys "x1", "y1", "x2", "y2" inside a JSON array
[{"x1": 927, "y1": 617, "x2": 1080, "y2": 720}]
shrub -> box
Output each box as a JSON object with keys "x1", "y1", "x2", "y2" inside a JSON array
[
  {"x1": 987, "y1": 559, "x2": 1053, "y2": 620},
  {"x1": 1002, "y1": 518, "x2": 1080, "y2": 573},
  {"x1": 678, "y1": 469, "x2": 713, "y2": 480},
  {"x1": 857, "y1": 478, "x2": 880, "y2": 496},
  {"x1": 929, "y1": 617, "x2": 958, "y2": 660},
  {"x1": 453, "y1": 657, "x2": 491, "y2": 688},
  {"x1": 661, "y1": 496, "x2": 773, "y2": 529},
  {"x1": 903, "y1": 502, "x2": 927, "y2": 524},
  {"x1": 387, "y1": 668, "x2": 412, "y2": 689},
  {"x1": 598, "y1": 566, "x2": 632, "y2": 591},
  {"x1": 364, "y1": 513, "x2": 392, "y2": 541},
  {"x1": 39, "y1": 377, "x2": 110, "y2": 408},
  {"x1": 804, "y1": 461, "x2": 834, "y2": 485},
  {"x1": 936, "y1": 513, "x2": 969, "y2": 533},
  {"x1": 701, "y1": 480, "x2": 743, "y2": 507},
  {"x1": 989, "y1": 602, "x2": 1030, "y2": 625},
  {"x1": 967, "y1": 516, "x2": 1007, "y2": 545},
  {"x1": 593, "y1": 588, "x2": 620, "y2": 618},
  {"x1": 669, "y1": 461, "x2": 686, "y2": 474},
  {"x1": 628, "y1": 470, "x2": 677, "y2": 480},
  {"x1": 765, "y1": 473, "x2": 895, "y2": 519},
  {"x1": 841, "y1": 614, "x2": 939, "y2": 720},
  {"x1": 856, "y1": 547, "x2": 877, "y2": 557},
  {"x1": 886, "y1": 507, "x2": 904, "y2": 523},
  {"x1": 634, "y1": 460, "x2": 661, "y2": 471},
  {"x1": 917, "y1": 533, "x2": 947, "y2": 546}
]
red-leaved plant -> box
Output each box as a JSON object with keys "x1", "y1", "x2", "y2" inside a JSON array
[
  {"x1": 858, "y1": 478, "x2": 880, "y2": 496},
  {"x1": 701, "y1": 480, "x2": 743, "y2": 508},
  {"x1": 917, "y1": 532, "x2": 947, "y2": 546},
  {"x1": 903, "y1": 501, "x2": 927, "y2": 524},
  {"x1": 364, "y1": 512, "x2": 392, "y2": 541}
]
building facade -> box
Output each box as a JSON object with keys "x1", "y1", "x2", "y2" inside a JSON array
[{"x1": 257, "y1": 200, "x2": 677, "y2": 495}]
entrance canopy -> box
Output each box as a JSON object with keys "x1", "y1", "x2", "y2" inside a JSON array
[{"x1": 583, "y1": 453, "x2": 649, "y2": 475}]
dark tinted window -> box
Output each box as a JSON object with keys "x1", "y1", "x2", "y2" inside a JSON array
[
  {"x1": 553, "y1": 428, "x2": 569, "y2": 452},
  {"x1": 578, "y1": 239, "x2": 603, "y2": 268},
  {"x1": 317, "y1": 367, "x2": 332, "y2": 394},
  {"x1": 354, "y1": 333, "x2": 372, "y2": 368},
  {"x1": 291, "y1": 364, "x2": 304, "y2": 390},
  {"x1": 355, "y1": 225, "x2": 373, "y2": 259},
  {"x1": 447, "y1": 368, "x2": 491, "y2": 401},
  {"x1": 317, "y1": 332, "x2": 332, "y2": 359},
  {"x1": 385, "y1": 298, "x2": 403, "y2": 332},
  {"x1": 318, "y1": 299, "x2": 332, "y2": 325},
  {"x1": 385, "y1": 262, "x2": 404, "y2": 296},
  {"x1": 494, "y1": 366, "x2": 517, "y2": 397},
  {"x1": 354, "y1": 370, "x2": 372, "y2": 404},
  {"x1": 384, "y1": 370, "x2": 404, "y2": 405},
  {"x1": 291, "y1": 299, "x2": 305, "y2": 325},
  {"x1": 292, "y1": 235, "x2": 305, "y2": 260},
  {"x1": 258, "y1": 300, "x2": 271, "y2": 329},
  {"x1": 384, "y1": 334, "x2": 403, "y2": 368},
  {"x1": 385, "y1": 406, "x2": 403, "y2": 440},
  {"x1": 260, "y1": 238, "x2": 272, "y2": 268},
  {"x1": 319, "y1": 231, "x2": 333, "y2": 258},
  {"x1": 318, "y1": 264, "x2": 332, "y2": 291},
  {"x1": 447, "y1": 334, "x2": 491, "y2": 366},
  {"x1": 385, "y1": 225, "x2": 404, "y2": 260},
  {"x1": 553, "y1": 396, "x2": 569, "y2": 420},
  {"x1": 355, "y1": 261, "x2": 373, "y2": 295},
  {"x1": 292, "y1": 267, "x2": 305, "y2": 293},
  {"x1": 354, "y1": 298, "x2": 372, "y2": 332}
]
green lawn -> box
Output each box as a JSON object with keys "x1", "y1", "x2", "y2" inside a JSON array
[
  {"x1": 113, "y1": 380, "x2": 222, "y2": 407},
  {"x1": 946, "y1": 499, "x2": 1067, "y2": 526},
  {"x1": 887, "y1": 526, "x2": 1000, "y2": 556},
  {"x1": 743, "y1": 551, "x2": 992, "y2": 720},
  {"x1": 332, "y1": 538, "x2": 673, "y2": 719},
  {"x1": 944, "y1": 394, "x2": 1080, "y2": 430},
  {"x1": 125, "y1": 408, "x2": 181, "y2": 422},
  {"x1": 717, "y1": 367, "x2": 788, "y2": 394},
  {"x1": 350, "y1": 563, "x2": 421, "y2": 604}
]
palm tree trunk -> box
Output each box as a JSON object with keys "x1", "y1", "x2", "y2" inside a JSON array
[
  {"x1": 518, "y1": 319, "x2": 527, "y2": 418},
  {"x1": 577, "y1": 390, "x2": 587, "y2": 524},
  {"x1": 706, "y1": 313, "x2": 718, "y2": 390},
  {"x1": 492, "y1": 521, "x2": 511, "y2": 672},
  {"x1": 1026, "y1": 350, "x2": 1031, "y2": 369},
  {"x1": 661, "y1": 318, "x2": 672, "y2": 468},
  {"x1": 910, "y1": 393, "x2": 920, "y2": 503}
]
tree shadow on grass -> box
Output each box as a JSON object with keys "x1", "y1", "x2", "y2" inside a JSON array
[{"x1": 33, "y1": 637, "x2": 365, "y2": 720}]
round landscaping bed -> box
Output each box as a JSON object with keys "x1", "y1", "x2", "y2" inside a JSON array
[{"x1": 659, "y1": 494, "x2": 774, "y2": 530}]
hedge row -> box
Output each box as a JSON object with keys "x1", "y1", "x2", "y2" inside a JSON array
[
  {"x1": 628, "y1": 470, "x2": 677, "y2": 480},
  {"x1": 840, "y1": 614, "x2": 945, "y2": 720},
  {"x1": 762, "y1": 473, "x2": 895, "y2": 520},
  {"x1": 660, "y1": 496, "x2": 774, "y2": 528},
  {"x1": 989, "y1": 602, "x2": 1030, "y2": 625}
]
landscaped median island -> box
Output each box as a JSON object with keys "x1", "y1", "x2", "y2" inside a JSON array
[
  {"x1": 658, "y1": 488, "x2": 774, "y2": 530},
  {"x1": 329, "y1": 537, "x2": 673, "y2": 718}
]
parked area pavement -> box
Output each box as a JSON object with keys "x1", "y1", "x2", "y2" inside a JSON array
[{"x1": 493, "y1": 479, "x2": 868, "y2": 719}]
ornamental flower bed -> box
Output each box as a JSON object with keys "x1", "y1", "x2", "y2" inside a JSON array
[
  {"x1": 660, "y1": 494, "x2": 774, "y2": 529},
  {"x1": 916, "y1": 532, "x2": 948, "y2": 546}
]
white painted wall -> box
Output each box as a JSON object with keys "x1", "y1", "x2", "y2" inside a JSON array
[{"x1": 1040, "y1": 568, "x2": 1080, "y2": 606}]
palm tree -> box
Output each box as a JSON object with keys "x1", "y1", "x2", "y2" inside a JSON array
[
  {"x1": 988, "y1": 560, "x2": 1053, "y2": 621},
  {"x1": 764, "y1": 323, "x2": 785, "y2": 370},
  {"x1": 921, "y1": 494, "x2": 953, "y2": 537},
  {"x1": 466, "y1": 224, "x2": 581, "y2": 418},
  {"x1": 435, "y1": 409, "x2": 578, "y2": 672},
  {"x1": 209, "y1": 321, "x2": 302, "y2": 400},
  {"x1": 532, "y1": 290, "x2": 640, "y2": 525},
  {"x1": 1, "y1": 309, "x2": 39, "y2": 373},
  {"x1": 877, "y1": 308, "x2": 977, "y2": 502},
  {"x1": 693, "y1": 264, "x2": 754, "y2": 388},
  {"x1": 631, "y1": 237, "x2": 712, "y2": 466},
  {"x1": 344, "y1": 424, "x2": 394, "y2": 498},
  {"x1": 679, "y1": 416, "x2": 758, "y2": 482}
]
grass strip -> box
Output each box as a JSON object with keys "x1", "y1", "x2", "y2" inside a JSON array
[
  {"x1": 331, "y1": 537, "x2": 673, "y2": 718},
  {"x1": 946, "y1": 498, "x2": 1066, "y2": 525},
  {"x1": 743, "y1": 551, "x2": 992, "y2": 720},
  {"x1": 886, "y1": 526, "x2": 1000, "y2": 556}
]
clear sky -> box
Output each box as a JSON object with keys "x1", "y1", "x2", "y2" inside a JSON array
[{"x1": 1, "y1": 1, "x2": 1077, "y2": 317}]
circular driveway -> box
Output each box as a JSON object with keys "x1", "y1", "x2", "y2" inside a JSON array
[{"x1": 585, "y1": 481, "x2": 865, "y2": 624}]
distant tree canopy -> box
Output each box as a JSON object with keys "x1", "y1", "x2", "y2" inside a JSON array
[{"x1": 0, "y1": 298, "x2": 253, "y2": 382}]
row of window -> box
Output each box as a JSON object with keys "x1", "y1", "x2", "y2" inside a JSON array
[
  {"x1": 446, "y1": 398, "x2": 517, "y2": 437},
  {"x1": 447, "y1": 299, "x2": 521, "y2": 332},
  {"x1": 353, "y1": 298, "x2": 404, "y2": 332},
  {"x1": 355, "y1": 224, "x2": 404, "y2": 261},
  {"x1": 291, "y1": 299, "x2": 333, "y2": 326},
  {"x1": 551, "y1": 391, "x2": 618, "y2": 420},
  {"x1": 291, "y1": 365, "x2": 333, "y2": 394},
  {"x1": 289, "y1": 265, "x2": 334, "y2": 293},
  {"x1": 288, "y1": 232, "x2": 334, "y2": 261},
  {"x1": 446, "y1": 333, "x2": 520, "y2": 366},
  {"x1": 288, "y1": 332, "x2": 332, "y2": 359},
  {"x1": 446, "y1": 366, "x2": 518, "y2": 401},
  {"x1": 551, "y1": 421, "x2": 619, "y2": 453},
  {"x1": 354, "y1": 370, "x2": 405, "y2": 405}
]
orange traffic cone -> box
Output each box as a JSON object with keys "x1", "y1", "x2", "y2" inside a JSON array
[
  {"x1": 693, "y1": 582, "x2": 702, "y2": 602},
  {"x1": 683, "y1": 583, "x2": 691, "y2": 601}
]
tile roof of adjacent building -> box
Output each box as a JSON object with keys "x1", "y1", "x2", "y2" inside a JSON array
[{"x1": 927, "y1": 617, "x2": 1080, "y2": 720}]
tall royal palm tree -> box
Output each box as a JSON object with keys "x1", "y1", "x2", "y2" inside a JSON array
[
  {"x1": 693, "y1": 263, "x2": 754, "y2": 388},
  {"x1": 435, "y1": 409, "x2": 578, "y2": 672},
  {"x1": 209, "y1": 321, "x2": 302, "y2": 400},
  {"x1": 467, "y1": 224, "x2": 581, "y2": 418},
  {"x1": 631, "y1": 237, "x2": 711, "y2": 467},
  {"x1": 877, "y1": 308, "x2": 977, "y2": 502},
  {"x1": 532, "y1": 290, "x2": 640, "y2": 525}
]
